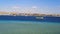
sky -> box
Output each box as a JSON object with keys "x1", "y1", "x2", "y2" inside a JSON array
[{"x1": 0, "y1": 0, "x2": 60, "y2": 14}]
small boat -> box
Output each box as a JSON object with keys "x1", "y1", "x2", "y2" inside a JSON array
[{"x1": 36, "y1": 16, "x2": 44, "y2": 19}]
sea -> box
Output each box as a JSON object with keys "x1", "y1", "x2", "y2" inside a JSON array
[{"x1": 0, "y1": 20, "x2": 60, "y2": 34}]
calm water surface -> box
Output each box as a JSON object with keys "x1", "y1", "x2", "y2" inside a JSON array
[{"x1": 0, "y1": 20, "x2": 60, "y2": 34}]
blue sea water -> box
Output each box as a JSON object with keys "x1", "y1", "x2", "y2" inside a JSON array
[
  {"x1": 0, "y1": 20, "x2": 60, "y2": 34},
  {"x1": 0, "y1": 16, "x2": 60, "y2": 22}
]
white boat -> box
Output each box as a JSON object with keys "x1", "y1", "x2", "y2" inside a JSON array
[{"x1": 36, "y1": 16, "x2": 44, "y2": 19}]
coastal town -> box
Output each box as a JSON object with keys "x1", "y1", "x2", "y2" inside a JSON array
[{"x1": 0, "y1": 11, "x2": 60, "y2": 17}]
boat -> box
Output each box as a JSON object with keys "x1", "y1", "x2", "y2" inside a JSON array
[{"x1": 36, "y1": 16, "x2": 44, "y2": 19}]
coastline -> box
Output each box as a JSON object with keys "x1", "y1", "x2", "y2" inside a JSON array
[{"x1": 0, "y1": 11, "x2": 60, "y2": 17}]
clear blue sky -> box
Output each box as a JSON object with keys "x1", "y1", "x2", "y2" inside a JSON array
[{"x1": 0, "y1": 0, "x2": 60, "y2": 14}]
